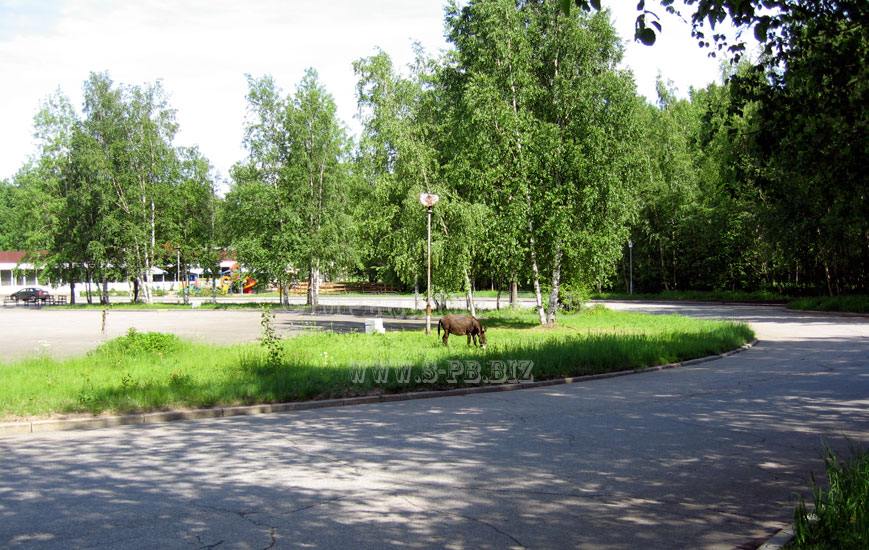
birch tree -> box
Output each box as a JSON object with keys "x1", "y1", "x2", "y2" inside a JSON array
[
  {"x1": 444, "y1": 0, "x2": 643, "y2": 324},
  {"x1": 227, "y1": 71, "x2": 352, "y2": 307},
  {"x1": 225, "y1": 75, "x2": 300, "y2": 304},
  {"x1": 289, "y1": 69, "x2": 354, "y2": 308},
  {"x1": 354, "y1": 49, "x2": 442, "y2": 297}
]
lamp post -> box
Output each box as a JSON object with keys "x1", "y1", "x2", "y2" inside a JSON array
[
  {"x1": 419, "y1": 193, "x2": 439, "y2": 335},
  {"x1": 628, "y1": 240, "x2": 634, "y2": 296}
]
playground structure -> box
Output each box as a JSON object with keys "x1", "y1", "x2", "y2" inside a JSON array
[{"x1": 187, "y1": 263, "x2": 257, "y2": 295}]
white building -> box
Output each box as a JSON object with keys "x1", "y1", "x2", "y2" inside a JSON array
[{"x1": 0, "y1": 251, "x2": 240, "y2": 297}]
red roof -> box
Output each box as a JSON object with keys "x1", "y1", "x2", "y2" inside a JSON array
[{"x1": 0, "y1": 251, "x2": 28, "y2": 263}]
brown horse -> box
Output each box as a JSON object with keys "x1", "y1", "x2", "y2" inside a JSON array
[{"x1": 438, "y1": 314, "x2": 487, "y2": 348}]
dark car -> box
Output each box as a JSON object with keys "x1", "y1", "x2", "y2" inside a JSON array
[{"x1": 11, "y1": 287, "x2": 51, "y2": 303}]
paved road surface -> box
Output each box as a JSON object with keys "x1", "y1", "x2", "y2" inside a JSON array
[
  {"x1": 1, "y1": 301, "x2": 867, "y2": 549},
  {"x1": 0, "y1": 297, "x2": 531, "y2": 360}
]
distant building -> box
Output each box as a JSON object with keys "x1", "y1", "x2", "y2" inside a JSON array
[{"x1": 0, "y1": 251, "x2": 241, "y2": 297}]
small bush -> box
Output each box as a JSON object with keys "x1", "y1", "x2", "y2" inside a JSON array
[{"x1": 92, "y1": 328, "x2": 183, "y2": 356}]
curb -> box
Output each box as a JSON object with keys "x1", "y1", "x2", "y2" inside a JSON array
[
  {"x1": 0, "y1": 339, "x2": 759, "y2": 437},
  {"x1": 758, "y1": 524, "x2": 794, "y2": 550}
]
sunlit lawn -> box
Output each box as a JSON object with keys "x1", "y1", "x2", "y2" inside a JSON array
[{"x1": 0, "y1": 307, "x2": 754, "y2": 421}]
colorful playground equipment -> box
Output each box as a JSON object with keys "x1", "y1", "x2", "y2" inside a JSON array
[{"x1": 189, "y1": 263, "x2": 256, "y2": 294}]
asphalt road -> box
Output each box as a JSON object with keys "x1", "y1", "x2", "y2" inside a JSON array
[
  {"x1": 0, "y1": 297, "x2": 529, "y2": 361},
  {"x1": 0, "y1": 301, "x2": 867, "y2": 549}
]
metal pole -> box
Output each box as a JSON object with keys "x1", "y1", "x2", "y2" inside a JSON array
[
  {"x1": 425, "y1": 205, "x2": 432, "y2": 335},
  {"x1": 629, "y1": 241, "x2": 634, "y2": 296}
]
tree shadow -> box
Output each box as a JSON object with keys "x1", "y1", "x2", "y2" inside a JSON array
[{"x1": 2, "y1": 303, "x2": 866, "y2": 549}]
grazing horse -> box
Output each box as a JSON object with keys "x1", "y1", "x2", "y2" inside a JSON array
[{"x1": 438, "y1": 314, "x2": 487, "y2": 348}]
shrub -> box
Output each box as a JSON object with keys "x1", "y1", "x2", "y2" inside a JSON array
[{"x1": 92, "y1": 328, "x2": 183, "y2": 356}]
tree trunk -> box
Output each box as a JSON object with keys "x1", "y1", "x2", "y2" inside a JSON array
[
  {"x1": 464, "y1": 271, "x2": 477, "y2": 318},
  {"x1": 527, "y1": 218, "x2": 547, "y2": 325},
  {"x1": 101, "y1": 276, "x2": 109, "y2": 305},
  {"x1": 86, "y1": 269, "x2": 93, "y2": 305},
  {"x1": 307, "y1": 264, "x2": 320, "y2": 308},
  {"x1": 413, "y1": 274, "x2": 419, "y2": 311},
  {"x1": 69, "y1": 279, "x2": 76, "y2": 305},
  {"x1": 546, "y1": 243, "x2": 563, "y2": 325},
  {"x1": 509, "y1": 275, "x2": 519, "y2": 308}
]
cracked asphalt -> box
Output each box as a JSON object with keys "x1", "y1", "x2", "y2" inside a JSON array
[{"x1": 1, "y1": 301, "x2": 867, "y2": 549}]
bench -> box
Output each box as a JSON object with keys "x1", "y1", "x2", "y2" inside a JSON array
[{"x1": 3, "y1": 295, "x2": 68, "y2": 307}]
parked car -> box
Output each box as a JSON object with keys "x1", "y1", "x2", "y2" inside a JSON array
[{"x1": 11, "y1": 287, "x2": 51, "y2": 303}]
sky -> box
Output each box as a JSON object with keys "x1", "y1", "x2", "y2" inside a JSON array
[{"x1": 0, "y1": 0, "x2": 751, "y2": 185}]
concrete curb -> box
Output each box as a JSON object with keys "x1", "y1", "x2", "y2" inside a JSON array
[
  {"x1": 0, "y1": 339, "x2": 759, "y2": 437},
  {"x1": 757, "y1": 524, "x2": 795, "y2": 550}
]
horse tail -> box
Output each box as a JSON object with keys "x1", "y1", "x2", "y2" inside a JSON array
[{"x1": 437, "y1": 319, "x2": 442, "y2": 336}]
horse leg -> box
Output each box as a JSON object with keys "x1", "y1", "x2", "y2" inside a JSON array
[{"x1": 442, "y1": 331, "x2": 449, "y2": 346}]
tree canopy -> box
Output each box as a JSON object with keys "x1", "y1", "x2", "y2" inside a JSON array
[{"x1": 3, "y1": 0, "x2": 865, "y2": 310}]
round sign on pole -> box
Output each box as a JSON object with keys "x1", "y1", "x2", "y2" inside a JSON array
[{"x1": 419, "y1": 193, "x2": 440, "y2": 207}]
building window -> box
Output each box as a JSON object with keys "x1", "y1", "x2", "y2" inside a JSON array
[{"x1": 0, "y1": 270, "x2": 11, "y2": 285}]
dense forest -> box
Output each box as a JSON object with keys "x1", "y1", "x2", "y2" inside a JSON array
[{"x1": 1, "y1": 0, "x2": 866, "y2": 320}]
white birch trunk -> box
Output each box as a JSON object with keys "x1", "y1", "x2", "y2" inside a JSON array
[
  {"x1": 464, "y1": 271, "x2": 477, "y2": 318},
  {"x1": 525, "y1": 195, "x2": 546, "y2": 325},
  {"x1": 546, "y1": 243, "x2": 562, "y2": 325},
  {"x1": 529, "y1": 232, "x2": 547, "y2": 325}
]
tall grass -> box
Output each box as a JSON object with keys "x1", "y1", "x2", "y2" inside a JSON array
[
  {"x1": 792, "y1": 441, "x2": 869, "y2": 549},
  {"x1": 0, "y1": 308, "x2": 754, "y2": 421}
]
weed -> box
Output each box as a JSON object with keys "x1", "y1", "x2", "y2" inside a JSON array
[
  {"x1": 260, "y1": 305, "x2": 282, "y2": 366},
  {"x1": 792, "y1": 441, "x2": 869, "y2": 549}
]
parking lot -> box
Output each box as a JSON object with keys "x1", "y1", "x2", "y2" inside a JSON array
[{"x1": 0, "y1": 305, "x2": 431, "y2": 361}]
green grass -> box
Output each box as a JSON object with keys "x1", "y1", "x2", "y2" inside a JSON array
[
  {"x1": 0, "y1": 307, "x2": 754, "y2": 421},
  {"x1": 791, "y1": 441, "x2": 869, "y2": 549},
  {"x1": 787, "y1": 295, "x2": 869, "y2": 314}
]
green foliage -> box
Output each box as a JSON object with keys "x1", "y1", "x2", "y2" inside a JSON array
[
  {"x1": 225, "y1": 70, "x2": 354, "y2": 306},
  {"x1": 21, "y1": 73, "x2": 220, "y2": 306},
  {"x1": 792, "y1": 441, "x2": 869, "y2": 549},
  {"x1": 442, "y1": 0, "x2": 644, "y2": 323},
  {"x1": 259, "y1": 305, "x2": 282, "y2": 366},
  {"x1": 92, "y1": 328, "x2": 182, "y2": 357},
  {"x1": 731, "y1": 5, "x2": 869, "y2": 295},
  {"x1": 787, "y1": 296, "x2": 869, "y2": 314}
]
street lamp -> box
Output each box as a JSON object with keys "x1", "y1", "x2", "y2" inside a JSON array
[
  {"x1": 628, "y1": 240, "x2": 634, "y2": 296},
  {"x1": 419, "y1": 192, "x2": 440, "y2": 335}
]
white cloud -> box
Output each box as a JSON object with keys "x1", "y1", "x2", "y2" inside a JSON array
[{"x1": 0, "y1": 0, "x2": 750, "y2": 184}]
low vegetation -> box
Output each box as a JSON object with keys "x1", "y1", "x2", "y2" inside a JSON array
[
  {"x1": 787, "y1": 296, "x2": 869, "y2": 315},
  {"x1": 0, "y1": 307, "x2": 753, "y2": 421},
  {"x1": 791, "y1": 441, "x2": 869, "y2": 549}
]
